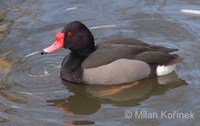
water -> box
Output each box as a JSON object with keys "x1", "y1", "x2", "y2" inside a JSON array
[{"x1": 0, "y1": 0, "x2": 200, "y2": 125}]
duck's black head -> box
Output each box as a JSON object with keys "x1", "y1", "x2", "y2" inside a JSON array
[{"x1": 41, "y1": 21, "x2": 95, "y2": 56}]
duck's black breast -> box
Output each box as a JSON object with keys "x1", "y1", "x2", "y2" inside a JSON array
[{"x1": 60, "y1": 52, "x2": 85, "y2": 83}]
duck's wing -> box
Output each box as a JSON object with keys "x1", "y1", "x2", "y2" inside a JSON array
[
  {"x1": 135, "y1": 51, "x2": 182, "y2": 65},
  {"x1": 82, "y1": 44, "x2": 180, "y2": 69},
  {"x1": 97, "y1": 38, "x2": 149, "y2": 47},
  {"x1": 97, "y1": 38, "x2": 178, "y2": 53}
]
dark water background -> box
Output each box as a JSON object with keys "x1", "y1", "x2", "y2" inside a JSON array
[{"x1": 0, "y1": 0, "x2": 200, "y2": 126}]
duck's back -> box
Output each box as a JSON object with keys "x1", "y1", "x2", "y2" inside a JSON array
[{"x1": 82, "y1": 38, "x2": 179, "y2": 69}]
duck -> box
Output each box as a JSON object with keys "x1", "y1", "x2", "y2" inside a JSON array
[{"x1": 41, "y1": 21, "x2": 182, "y2": 85}]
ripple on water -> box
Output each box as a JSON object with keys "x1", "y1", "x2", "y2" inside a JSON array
[{"x1": 4, "y1": 53, "x2": 66, "y2": 95}]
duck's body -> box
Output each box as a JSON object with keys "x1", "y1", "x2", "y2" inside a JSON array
[{"x1": 42, "y1": 21, "x2": 182, "y2": 85}]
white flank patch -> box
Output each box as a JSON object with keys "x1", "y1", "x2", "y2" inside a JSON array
[
  {"x1": 180, "y1": 9, "x2": 200, "y2": 15},
  {"x1": 156, "y1": 64, "x2": 177, "y2": 76}
]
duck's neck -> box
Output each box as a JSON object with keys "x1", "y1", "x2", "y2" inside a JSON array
[
  {"x1": 72, "y1": 45, "x2": 95, "y2": 57},
  {"x1": 60, "y1": 47, "x2": 95, "y2": 83}
]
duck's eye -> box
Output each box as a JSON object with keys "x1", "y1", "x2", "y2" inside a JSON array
[{"x1": 67, "y1": 32, "x2": 73, "y2": 37}]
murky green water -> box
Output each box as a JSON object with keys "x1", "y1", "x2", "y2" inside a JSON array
[{"x1": 0, "y1": 0, "x2": 200, "y2": 126}]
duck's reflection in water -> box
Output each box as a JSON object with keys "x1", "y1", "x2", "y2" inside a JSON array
[{"x1": 47, "y1": 72, "x2": 187, "y2": 125}]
